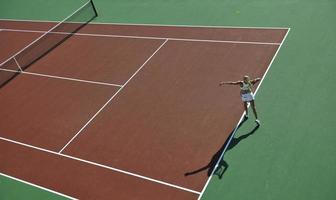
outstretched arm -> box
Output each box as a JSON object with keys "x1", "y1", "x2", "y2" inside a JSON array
[
  {"x1": 219, "y1": 81, "x2": 242, "y2": 86},
  {"x1": 250, "y1": 77, "x2": 261, "y2": 85}
]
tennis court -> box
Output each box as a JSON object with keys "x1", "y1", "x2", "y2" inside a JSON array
[
  {"x1": 0, "y1": 1, "x2": 290, "y2": 199},
  {"x1": 4, "y1": 0, "x2": 336, "y2": 200}
]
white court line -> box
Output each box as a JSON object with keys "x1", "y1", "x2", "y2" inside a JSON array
[
  {"x1": 0, "y1": 18, "x2": 290, "y2": 30},
  {"x1": 0, "y1": 136, "x2": 200, "y2": 195},
  {"x1": 13, "y1": 57, "x2": 23, "y2": 72},
  {"x1": 0, "y1": 172, "x2": 77, "y2": 200},
  {"x1": 0, "y1": 1, "x2": 92, "y2": 67},
  {"x1": 197, "y1": 28, "x2": 291, "y2": 200},
  {"x1": 58, "y1": 39, "x2": 168, "y2": 153},
  {"x1": 0, "y1": 18, "x2": 290, "y2": 196},
  {"x1": 0, "y1": 68, "x2": 122, "y2": 87},
  {"x1": 2, "y1": 28, "x2": 282, "y2": 45}
]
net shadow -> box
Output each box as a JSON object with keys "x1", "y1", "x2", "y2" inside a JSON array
[{"x1": 0, "y1": 0, "x2": 98, "y2": 89}]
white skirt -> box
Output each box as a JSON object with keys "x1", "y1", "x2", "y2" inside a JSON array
[{"x1": 241, "y1": 92, "x2": 255, "y2": 102}]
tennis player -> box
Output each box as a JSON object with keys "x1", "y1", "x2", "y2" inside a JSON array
[{"x1": 219, "y1": 75, "x2": 261, "y2": 125}]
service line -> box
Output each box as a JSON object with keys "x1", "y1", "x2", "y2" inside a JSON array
[
  {"x1": 58, "y1": 39, "x2": 169, "y2": 153},
  {"x1": 0, "y1": 68, "x2": 122, "y2": 87}
]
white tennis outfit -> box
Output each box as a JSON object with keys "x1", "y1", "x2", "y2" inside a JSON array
[{"x1": 240, "y1": 82, "x2": 255, "y2": 102}]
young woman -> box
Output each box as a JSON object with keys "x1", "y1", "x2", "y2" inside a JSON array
[{"x1": 219, "y1": 75, "x2": 261, "y2": 125}]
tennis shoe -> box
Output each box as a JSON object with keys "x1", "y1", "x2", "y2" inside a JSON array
[{"x1": 255, "y1": 119, "x2": 261, "y2": 126}]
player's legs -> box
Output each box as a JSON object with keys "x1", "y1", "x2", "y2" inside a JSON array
[
  {"x1": 243, "y1": 102, "x2": 248, "y2": 118},
  {"x1": 250, "y1": 100, "x2": 260, "y2": 125},
  {"x1": 250, "y1": 100, "x2": 258, "y2": 119}
]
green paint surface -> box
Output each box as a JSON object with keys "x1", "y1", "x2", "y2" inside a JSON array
[
  {"x1": 0, "y1": 0, "x2": 335, "y2": 199},
  {"x1": 0, "y1": 174, "x2": 68, "y2": 200}
]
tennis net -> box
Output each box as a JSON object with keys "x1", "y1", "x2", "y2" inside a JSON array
[{"x1": 0, "y1": 0, "x2": 98, "y2": 87}]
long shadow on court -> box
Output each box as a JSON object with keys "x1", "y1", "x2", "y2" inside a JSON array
[{"x1": 184, "y1": 117, "x2": 259, "y2": 179}]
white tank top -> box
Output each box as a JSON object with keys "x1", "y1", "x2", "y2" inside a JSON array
[{"x1": 241, "y1": 81, "x2": 252, "y2": 92}]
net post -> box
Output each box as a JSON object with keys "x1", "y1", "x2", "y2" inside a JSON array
[
  {"x1": 13, "y1": 57, "x2": 23, "y2": 72},
  {"x1": 90, "y1": 0, "x2": 98, "y2": 17},
  {"x1": 0, "y1": 0, "x2": 97, "y2": 88}
]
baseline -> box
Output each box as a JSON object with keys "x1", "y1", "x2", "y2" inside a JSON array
[
  {"x1": 1, "y1": 28, "x2": 281, "y2": 45},
  {"x1": 0, "y1": 172, "x2": 77, "y2": 200},
  {"x1": 0, "y1": 136, "x2": 200, "y2": 195},
  {"x1": 0, "y1": 18, "x2": 290, "y2": 30}
]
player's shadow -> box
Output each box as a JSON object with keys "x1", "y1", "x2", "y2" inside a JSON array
[{"x1": 184, "y1": 117, "x2": 259, "y2": 179}]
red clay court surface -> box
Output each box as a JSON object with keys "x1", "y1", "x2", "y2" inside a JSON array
[{"x1": 0, "y1": 20, "x2": 289, "y2": 199}]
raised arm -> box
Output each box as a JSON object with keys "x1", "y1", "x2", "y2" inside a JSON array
[
  {"x1": 219, "y1": 80, "x2": 242, "y2": 86},
  {"x1": 250, "y1": 77, "x2": 261, "y2": 85}
]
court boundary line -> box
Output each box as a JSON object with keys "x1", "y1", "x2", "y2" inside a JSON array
[
  {"x1": 58, "y1": 39, "x2": 168, "y2": 153},
  {"x1": 0, "y1": 18, "x2": 290, "y2": 30},
  {"x1": 197, "y1": 28, "x2": 291, "y2": 200},
  {"x1": 2, "y1": 28, "x2": 282, "y2": 45},
  {"x1": 0, "y1": 68, "x2": 122, "y2": 87},
  {"x1": 0, "y1": 136, "x2": 200, "y2": 195},
  {"x1": 0, "y1": 21, "x2": 291, "y2": 197},
  {"x1": 0, "y1": 1, "x2": 92, "y2": 67},
  {"x1": 0, "y1": 172, "x2": 77, "y2": 200}
]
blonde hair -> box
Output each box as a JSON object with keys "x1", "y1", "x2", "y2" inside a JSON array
[{"x1": 243, "y1": 75, "x2": 250, "y2": 82}]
